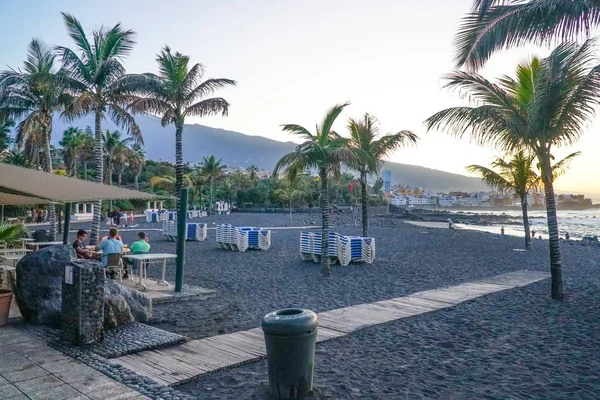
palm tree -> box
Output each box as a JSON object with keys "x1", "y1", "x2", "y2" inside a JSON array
[
  {"x1": 199, "y1": 155, "x2": 227, "y2": 215},
  {"x1": 57, "y1": 13, "x2": 142, "y2": 244},
  {"x1": 467, "y1": 150, "x2": 579, "y2": 250},
  {"x1": 274, "y1": 179, "x2": 306, "y2": 220},
  {"x1": 247, "y1": 165, "x2": 259, "y2": 184},
  {"x1": 0, "y1": 39, "x2": 77, "y2": 240},
  {"x1": 455, "y1": 0, "x2": 600, "y2": 69},
  {"x1": 3, "y1": 150, "x2": 34, "y2": 168},
  {"x1": 102, "y1": 130, "x2": 132, "y2": 185},
  {"x1": 190, "y1": 169, "x2": 208, "y2": 209},
  {"x1": 425, "y1": 40, "x2": 600, "y2": 300},
  {"x1": 274, "y1": 103, "x2": 354, "y2": 276},
  {"x1": 129, "y1": 143, "x2": 145, "y2": 190},
  {"x1": 0, "y1": 118, "x2": 14, "y2": 154},
  {"x1": 347, "y1": 113, "x2": 418, "y2": 237},
  {"x1": 59, "y1": 127, "x2": 87, "y2": 176},
  {"x1": 150, "y1": 174, "x2": 192, "y2": 208},
  {"x1": 124, "y1": 46, "x2": 236, "y2": 205}
]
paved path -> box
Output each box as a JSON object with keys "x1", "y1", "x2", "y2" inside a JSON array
[
  {"x1": 113, "y1": 270, "x2": 549, "y2": 387},
  {"x1": 0, "y1": 326, "x2": 149, "y2": 400}
]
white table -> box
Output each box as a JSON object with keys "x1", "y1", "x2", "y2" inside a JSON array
[
  {"x1": 27, "y1": 241, "x2": 64, "y2": 251},
  {"x1": 122, "y1": 253, "x2": 177, "y2": 288},
  {"x1": 17, "y1": 238, "x2": 35, "y2": 248},
  {"x1": 0, "y1": 249, "x2": 32, "y2": 255}
]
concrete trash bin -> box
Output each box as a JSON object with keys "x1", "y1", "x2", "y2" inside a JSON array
[{"x1": 262, "y1": 308, "x2": 318, "y2": 399}]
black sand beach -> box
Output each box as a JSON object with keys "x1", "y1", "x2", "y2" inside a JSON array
[{"x1": 64, "y1": 213, "x2": 600, "y2": 399}]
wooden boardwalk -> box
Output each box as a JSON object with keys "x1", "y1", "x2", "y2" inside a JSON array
[{"x1": 112, "y1": 270, "x2": 549, "y2": 386}]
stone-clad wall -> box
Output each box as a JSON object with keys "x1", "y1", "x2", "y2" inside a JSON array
[{"x1": 61, "y1": 260, "x2": 105, "y2": 345}]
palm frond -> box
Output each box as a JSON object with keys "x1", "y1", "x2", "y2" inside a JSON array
[
  {"x1": 551, "y1": 151, "x2": 581, "y2": 180},
  {"x1": 183, "y1": 97, "x2": 230, "y2": 118},
  {"x1": 466, "y1": 164, "x2": 513, "y2": 192}
]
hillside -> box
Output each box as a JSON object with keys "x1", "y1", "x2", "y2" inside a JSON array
[{"x1": 51, "y1": 114, "x2": 487, "y2": 192}]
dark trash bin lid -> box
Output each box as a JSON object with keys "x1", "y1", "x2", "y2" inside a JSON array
[{"x1": 262, "y1": 308, "x2": 318, "y2": 335}]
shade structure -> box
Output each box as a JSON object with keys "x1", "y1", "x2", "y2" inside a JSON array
[
  {"x1": 0, "y1": 163, "x2": 159, "y2": 202},
  {"x1": 0, "y1": 192, "x2": 52, "y2": 206}
]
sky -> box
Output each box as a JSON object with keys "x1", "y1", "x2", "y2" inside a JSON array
[{"x1": 0, "y1": 0, "x2": 598, "y2": 196}]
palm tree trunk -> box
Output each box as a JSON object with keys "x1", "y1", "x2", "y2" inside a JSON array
[
  {"x1": 320, "y1": 168, "x2": 331, "y2": 276},
  {"x1": 360, "y1": 172, "x2": 368, "y2": 237},
  {"x1": 175, "y1": 123, "x2": 184, "y2": 210},
  {"x1": 521, "y1": 195, "x2": 532, "y2": 250},
  {"x1": 210, "y1": 178, "x2": 214, "y2": 215},
  {"x1": 41, "y1": 115, "x2": 56, "y2": 240},
  {"x1": 289, "y1": 198, "x2": 293, "y2": 220},
  {"x1": 134, "y1": 173, "x2": 139, "y2": 190},
  {"x1": 84, "y1": 161, "x2": 87, "y2": 180},
  {"x1": 73, "y1": 157, "x2": 77, "y2": 178},
  {"x1": 540, "y1": 155, "x2": 563, "y2": 300},
  {"x1": 117, "y1": 171, "x2": 122, "y2": 186},
  {"x1": 90, "y1": 110, "x2": 103, "y2": 245}
]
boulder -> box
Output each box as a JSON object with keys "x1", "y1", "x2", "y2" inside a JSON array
[
  {"x1": 104, "y1": 280, "x2": 152, "y2": 330},
  {"x1": 16, "y1": 245, "x2": 76, "y2": 327}
]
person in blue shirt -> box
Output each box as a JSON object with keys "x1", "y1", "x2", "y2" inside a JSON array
[{"x1": 96, "y1": 228, "x2": 124, "y2": 278}]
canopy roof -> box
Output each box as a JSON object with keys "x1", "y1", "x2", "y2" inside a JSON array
[
  {"x1": 0, "y1": 163, "x2": 159, "y2": 203},
  {"x1": 0, "y1": 192, "x2": 52, "y2": 206}
]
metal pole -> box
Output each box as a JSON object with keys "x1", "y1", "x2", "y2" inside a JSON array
[
  {"x1": 175, "y1": 189, "x2": 188, "y2": 292},
  {"x1": 63, "y1": 203, "x2": 71, "y2": 245},
  {"x1": 1, "y1": 205, "x2": 3, "y2": 222}
]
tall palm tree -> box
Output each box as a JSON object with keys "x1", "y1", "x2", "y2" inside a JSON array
[
  {"x1": 0, "y1": 39, "x2": 77, "y2": 240},
  {"x1": 467, "y1": 150, "x2": 579, "y2": 250},
  {"x1": 274, "y1": 103, "x2": 354, "y2": 276},
  {"x1": 124, "y1": 46, "x2": 236, "y2": 205},
  {"x1": 102, "y1": 130, "x2": 132, "y2": 185},
  {"x1": 57, "y1": 13, "x2": 142, "y2": 244},
  {"x1": 455, "y1": 0, "x2": 600, "y2": 69},
  {"x1": 347, "y1": 113, "x2": 418, "y2": 237},
  {"x1": 425, "y1": 40, "x2": 600, "y2": 300},
  {"x1": 129, "y1": 143, "x2": 145, "y2": 190},
  {"x1": 190, "y1": 168, "x2": 208, "y2": 209},
  {"x1": 150, "y1": 174, "x2": 192, "y2": 208},
  {"x1": 199, "y1": 155, "x2": 227, "y2": 215}
]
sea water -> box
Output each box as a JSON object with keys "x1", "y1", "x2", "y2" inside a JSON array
[{"x1": 450, "y1": 209, "x2": 600, "y2": 240}]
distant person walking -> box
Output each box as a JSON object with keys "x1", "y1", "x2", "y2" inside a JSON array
[
  {"x1": 501, "y1": 226, "x2": 505, "y2": 236},
  {"x1": 531, "y1": 229, "x2": 536, "y2": 238},
  {"x1": 565, "y1": 232, "x2": 571, "y2": 241},
  {"x1": 447, "y1": 218, "x2": 454, "y2": 229}
]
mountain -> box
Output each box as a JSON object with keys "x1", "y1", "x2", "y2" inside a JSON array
[{"x1": 50, "y1": 114, "x2": 487, "y2": 192}]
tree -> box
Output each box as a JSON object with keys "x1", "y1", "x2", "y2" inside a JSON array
[
  {"x1": 274, "y1": 179, "x2": 306, "y2": 219},
  {"x1": 57, "y1": 13, "x2": 142, "y2": 244},
  {"x1": 150, "y1": 174, "x2": 192, "y2": 208},
  {"x1": 199, "y1": 155, "x2": 227, "y2": 215},
  {"x1": 129, "y1": 143, "x2": 145, "y2": 190},
  {"x1": 0, "y1": 39, "x2": 77, "y2": 240},
  {"x1": 102, "y1": 130, "x2": 132, "y2": 185},
  {"x1": 274, "y1": 102, "x2": 354, "y2": 276},
  {"x1": 455, "y1": 0, "x2": 600, "y2": 69},
  {"x1": 347, "y1": 113, "x2": 417, "y2": 236},
  {"x1": 425, "y1": 40, "x2": 600, "y2": 300},
  {"x1": 467, "y1": 150, "x2": 579, "y2": 249},
  {"x1": 3, "y1": 150, "x2": 34, "y2": 168},
  {"x1": 59, "y1": 127, "x2": 87, "y2": 176},
  {"x1": 247, "y1": 165, "x2": 259, "y2": 184},
  {"x1": 125, "y1": 46, "x2": 236, "y2": 206},
  {"x1": 0, "y1": 118, "x2": 14, "y2": 154}
]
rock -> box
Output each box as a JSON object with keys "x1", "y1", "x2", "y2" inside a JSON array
[
  {"x1": 16, "y1": 245, "x2": 76, "y2": 327},
  {"x1": 104, "y1": 280, "x2": 152, "y2": 329},
  {"x1": 104, "y1": 293, "x2": 134, "y2": 330}
]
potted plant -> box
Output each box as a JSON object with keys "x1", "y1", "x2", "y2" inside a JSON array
[{"x1": 0, "y1": 221, "x2": 27, "y2": 326}]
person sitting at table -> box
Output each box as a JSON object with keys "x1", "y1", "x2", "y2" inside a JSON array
[
  {"x1": 123, "y1": 232, "x2": 150, "y2": 279},
  {"x1": 72, "y1": 229, "x2": 95, "y2": 259},
  {"x1": 96, "y1": 228, "x2": 124, "y2": 279}
]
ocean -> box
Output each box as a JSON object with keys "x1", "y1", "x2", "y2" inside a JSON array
[{"x1": 450, "y1": 208, "x2": 600, "y2": 240}]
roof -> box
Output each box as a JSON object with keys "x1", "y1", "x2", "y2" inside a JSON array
[
  {"x1": 0, "y1": 192, "x2": 52, "y2": 206},
  {"x1": 0, "y1": 163, "x2": 159, "y2": 203}
]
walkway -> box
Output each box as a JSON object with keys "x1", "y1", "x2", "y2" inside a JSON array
[
  {"x1": 0, "y1": 326, "x2": 149, "y2": 400},
  {"x1": 113, "y1": 270, "x2": 549, "y2": 386}
]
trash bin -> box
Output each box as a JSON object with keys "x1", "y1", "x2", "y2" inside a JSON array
[{"x1": 262, "y1": 308, "x2": 318, "y2": 399}]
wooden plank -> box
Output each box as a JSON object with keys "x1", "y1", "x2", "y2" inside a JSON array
[
  {"x1": 476, "y1": 270, "x2": 549, "y2": 287},
  {"x1": 212, "y1": 332, "x2": 266, "y2": 355},
  {"x1": 157, "y1": 344, "x2": 221, "y2": 372},
  {"x1": 183, "y1": 340, "x2": 254, "y2": 367},
  {"x1": 388, "y1": 296, "x2": 454, "y2": 311},
  {"x1": 316, "y1": 327, "x2": 347, "y2": 342},
  {"x1": 375, "y1": 299, "x2": 438, "y2": 316},
  {"x1": 203, "y1": 336, "x2": 265, "y2": 358}
]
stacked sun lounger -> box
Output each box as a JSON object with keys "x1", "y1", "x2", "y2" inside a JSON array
[
  {"x1": 162, "y1": 221, "x2": 207, "y2": 241},
  {"x1": 187, "y1": 210, "x2": 203, "y2": 219},
  {"x1": 145, "y1": 211, "x2": 159, "y2": 223},
  {"x1": 299, "y1": 231, "x2": 375, "y2": 266},
  {"x1": 216, "y1": 224, "x2": 271, "y2": 252}
]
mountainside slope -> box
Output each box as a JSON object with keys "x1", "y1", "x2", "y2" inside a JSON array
[{"x1": 50, "y1": 114, "x2": 487, "y2": 192}]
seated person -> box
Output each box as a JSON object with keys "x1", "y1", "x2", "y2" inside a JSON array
[
  {"x1": 96, "y1": 228, "x2": 124, "y2": 278},
  {"x1": 72, "y1": 229, "x2": 94, "y2": 259},
  {"x1": 124, "y1": 232, "x2": 150, "y2": 279}
]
